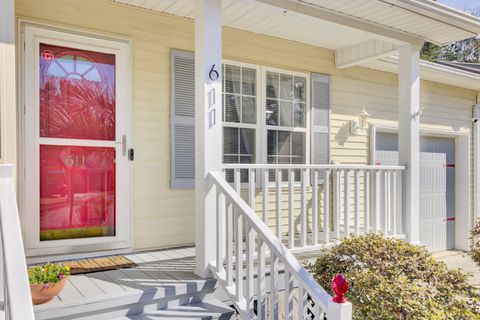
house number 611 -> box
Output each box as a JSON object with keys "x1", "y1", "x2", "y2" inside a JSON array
[{"x1": 65, "y1": 155, "x2": 85, "y2": 167}]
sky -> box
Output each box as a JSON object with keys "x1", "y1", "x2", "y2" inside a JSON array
[{"x1": 438, "y1": 0, "x2": 480, "y2": 11}]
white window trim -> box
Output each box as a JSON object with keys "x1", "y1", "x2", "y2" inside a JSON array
[
  {"x1": 261, "y1": 66, "x2": 311, "y2": 167},
  {"x1": 222, "y1": 59, "x2": 262, "y2": 166}
]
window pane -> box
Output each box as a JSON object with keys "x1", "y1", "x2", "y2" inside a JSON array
[
  {"x1": 223, "y1": 127, "x2": 238, "y2": 155},
  {"x1": 267, "y1": 130, "x2": 278, "y2": 156},
  {"x1": 266, "y1": 99, "x2": 278, "y2": 125},
  {"x1": 292, "y1": 132, "x2": 305, "y2": 157},
  {"x1": 239, "y1": 128, "x2": 255, "y2": 156},
  {"x1": 294, "y1": 76, "x2": 306, "y2": 102},
  {"x1": 278, "y1": 131, "x2": 291, "y2": 156},
  {"x1": 242, "y1": 96, "x2": 256, "y2": 124},
  {"x1": 266, "y1": 72, "x2": 279, "y2": 99},
  {"x1": 280, "y1": 74, "x2": 293, "y2": 100},
  {"x1": 294, "y1": 102, "x2": 306, "y2": 127},
  {"x1": 242, "y1": 68, "x2": 256, "y2": 96},
  {"x1": 279, "y1": 101, "x2": 293, "y2": 127},
  {"x1": 40, "y1": 43, "x2": 116, "y2": 141},
  {"x1": 225, "y1": 65, "x2": 241, "y2": 94},
  {"x1": 225, "y1": 94, "x2": 240, "y2": 122}
]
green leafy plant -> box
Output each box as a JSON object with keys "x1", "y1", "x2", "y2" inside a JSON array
[
  {"x1": 309, "y1": 234, "x2": 480, "y2": 320},
  {"x1": 28, "y1": 263, "x2": 70, "y2": 285},
  {"x1": 470, "y1": 219, "x2": 480, "y2": 265}
]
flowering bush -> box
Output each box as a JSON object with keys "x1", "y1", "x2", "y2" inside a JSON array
[
  {"x1": 470, "y1": 219, "x2": 480, "y2": 265},
  {"x1": 309, "y1": 234, "x2": 480, "y2": 320},
  {"x1": 28, "y1": 263, "x2": 70, "y2": 285}
]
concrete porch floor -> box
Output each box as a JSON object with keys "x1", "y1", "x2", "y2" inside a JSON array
[{"x1": 433, "y1": 250, "x2": 480, "y2": 288}]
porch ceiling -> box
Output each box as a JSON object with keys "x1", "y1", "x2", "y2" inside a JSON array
[{"x1": 113, "y1": 0, "x2": 480, "y2": 50}]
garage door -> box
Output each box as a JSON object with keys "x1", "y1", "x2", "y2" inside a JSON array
[{"x1": 375, "y1": 132, "x2": 455, "y2": 251}]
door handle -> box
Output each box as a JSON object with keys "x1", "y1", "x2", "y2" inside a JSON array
[{"x1": 115, "y1": 135, "x2": 127, "y2": 156}]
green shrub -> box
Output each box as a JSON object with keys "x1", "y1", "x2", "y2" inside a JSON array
[
  {"x1": 28, "y1": 262, "x2": 70, "y2": 285},
  {"x1": 309, "y1": 234, "x2": 480, "y2": 320},
  {"x1": 470, "y1": 219, "x2": 480, "y2": 265}
]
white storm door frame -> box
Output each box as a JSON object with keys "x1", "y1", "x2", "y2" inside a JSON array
[{"x1": 22, "y1": 24, "x2": 132, "y2": 256}]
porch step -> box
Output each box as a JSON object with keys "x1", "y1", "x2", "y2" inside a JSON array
[
  {"x1": 112, "y1": 300, "x2": 235, "y2": 320},
  {"x1": 33, "y1": 247, "x2": 233, "y2": 320}
]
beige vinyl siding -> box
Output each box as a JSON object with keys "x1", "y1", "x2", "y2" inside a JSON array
[{"x1": 15, "y1": 0, "x2": 477, "y2": 250}]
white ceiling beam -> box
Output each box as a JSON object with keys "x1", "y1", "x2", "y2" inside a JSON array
[
  {"x1": 256, "y1": 0, "x2": 425, "y2": 47},
  {"x1": 335, "y1": 39, "x2": 400, "y2": 69}
]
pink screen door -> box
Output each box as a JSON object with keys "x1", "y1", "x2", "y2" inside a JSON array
[{"x1": 38, "y1": 43, "x2": 117, "y2": 241}]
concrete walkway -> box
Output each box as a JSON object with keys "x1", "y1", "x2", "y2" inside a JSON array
[{"x1": 433, "y1": 250, "x2": 480, "y2": 288}]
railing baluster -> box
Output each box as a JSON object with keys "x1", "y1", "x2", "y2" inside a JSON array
[
  {"x1": 234, "y1": 169, "x2": 240, "y2": 193},
  {"x1": 392, "y1": 170, "x2": 397, "y2": 236},
  {"x1": 284, "y1": 269, "x2": 293, "y2": 320},
  {"x1": 301, "y1": 169, "x2": 307, "y2": 247},
  {"x1": 312, "y1": 169, "x2": 319, "y2": 246},
  {"x1": 257, "y1": 239, "x2": 266, "y2": 320},
  {"x1": 333, "y1": 169, "x2": 340, "y2": 240},
  {"x1": 298, "y1": 284, "x2": 307, "y2": 320},
  {"x1": 383, "y1": 170, "x2": 389, "y2": 236},
  {"x1": 249, "y1": 169, "x2": 255, "y2": 207},
  {"x1": 263, "y1": 169, "x2": 269, "y2": 223},
  {"x1": 275, "y1": 169, "x2": 282, "y2": 240},
  {"x1": 344, "y1": 169, "x2": 350, "y2": 237},
  {"x1": 235, "y1": 206, "x2": 244, "y2": 301},
  {"x1": 216, "y1": 189, "x2": 225, "y2": 273},
  {"x1": 324, "y1": 169, "x2": 331, "y2": 243},
  {"x1": 226, "y1": 200, "x2": 233, "y2": 286},
  {"x1": 288, "y1": 169, "x2": 294, "y2": 249},
  {"x1": 364, "y1": 170, "x2": 370, "y2": 234},
  {"x1": 354, "y1": 169, "x2": 360, "y2": 237},
  {"x1": 269, "y1": 253, "x2": 278, "y2": 320},
  {"x1": 374, "y1": 169, "x2": 381, "y2": 233},
  {"x1": 245, "y1": 222, "x2": 255, "y2": 315}
]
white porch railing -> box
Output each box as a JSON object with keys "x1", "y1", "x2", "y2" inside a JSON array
[
  {"x1": 0, "y1": 165, "x2": 35, "y2": 320},
  {"x1": 208, "y1": 171, "x2": 352, "y2": 320},
  {"x1": 222, "y1": 164, "x2": 406, "y2": 251}
]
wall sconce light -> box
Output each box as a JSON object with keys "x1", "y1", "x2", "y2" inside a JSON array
[{"x1": 350, "y1": 108, "x2": 370, "y2": 135}]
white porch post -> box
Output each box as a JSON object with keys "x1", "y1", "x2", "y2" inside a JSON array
[
  {"x1": 398, "y1": 45, "x2": 421, "y2": 244},
  {"x1": 194, "y1": 0, "x2": 223, "y2": 277}
]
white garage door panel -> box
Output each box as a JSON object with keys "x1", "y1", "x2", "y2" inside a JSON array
[
  {"x1": 375, "y1": 133, "x2": 456, "y2": 251},
  {"x1": 419, "y1": 153, "x2": 447, "y2": 252}
]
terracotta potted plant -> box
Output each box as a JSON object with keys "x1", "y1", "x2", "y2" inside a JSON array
[{"x1": 28, "y1": 263, "x2": 70, "y2": 305}]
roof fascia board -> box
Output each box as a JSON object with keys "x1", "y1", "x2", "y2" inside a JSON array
[
  {"x1": 381, "y1": 0, "x2": 480, "y2": 38},
  {"x1": 256, "y1": 0, "x2": 425, "y2": 47}
]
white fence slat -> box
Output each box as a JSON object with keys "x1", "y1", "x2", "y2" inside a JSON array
[
  {"x1": 245, "y1": 223, "x2": 255, "y2": 314},
  {"x1": 374, "y1": 170, "x2": 381, "y2": 233},
  {"x1": 268, "y1": 253, "x2": 278, "y2": 320},
  {"x1": 344, "y1": 170, "x2": 350, "y2": 237},
  {"x1": 364, "y1": 170, "x2": 370, "y2": 234},
  {"x1": 263, "y1": 170, "x2": 269, "y2": 223},
  {"x1": 354, "y1": 170, "x2": 360, "y2": 236},
  {"x1": 257, "y1": 239, "x2": 266, "y2": 320},
  {"x1": 276, "y1": 169, "x2": 282, "y2": 239},
  {"x1": 383, "y1": 170, "x2": 389, "y2": 236},
  {"x1": 284, "y1": 270, "x2": 293, "y2": 320},
  {"x1": 235, "y1": 209, "x2": 243, "y2": 300},
  {"x1": 249, "y1": 169, "x2": 255, "y2": 208},
  {"x1": 216, "y1": 189, "x2": 225, "y2": 273},
  {"x1": 226, "y1": 201, "x2": 233, "y2": 286},
  {"x1": 312, "y1": 170, "x2": 319, "y2": 245},
  {"x1": 333, "y1": 170, "x2": 340, "y2": 239},
  {"x1": 301, "y1": 169, "x2": 307, "y2": 247},
  {"x1": 288, "y1": 170, "x2": 294, "y2": 249},
  {"x1": 324, "y1": 170, "x2": 331, "y2": 243}
]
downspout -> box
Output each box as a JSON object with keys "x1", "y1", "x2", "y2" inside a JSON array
[{"x1": 473, "y1": 93, "x2": 480, "y2": 223}]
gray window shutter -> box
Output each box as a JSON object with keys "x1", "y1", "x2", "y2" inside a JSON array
[
  {"x1": 311, "y1": 73, "x2": 330, "y2": 167},
  {"x1": 171, "y1": 50, "x2": 195, "y2": 189}
]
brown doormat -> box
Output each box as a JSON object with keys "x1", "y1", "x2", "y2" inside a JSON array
[{"x1": 62, "y1": 256, "x2": 137, "y2": 275}]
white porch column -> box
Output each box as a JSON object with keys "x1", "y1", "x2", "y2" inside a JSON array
[
  {"x1": 194, "y1": 0, "x2": 223, "y2": 277},
  {"x1": 474, "y1": 102, "x2": 480, "y2": 221},
  {"x1": 398, "y1": 45, "x2": 421, "y2": 244},
  {"x1": 0, "y1": 0, "x2": 17, "y2": 168}
]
